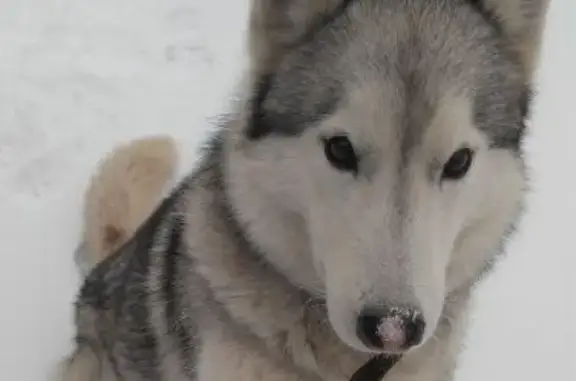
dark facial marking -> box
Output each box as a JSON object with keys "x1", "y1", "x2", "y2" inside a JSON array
[
  {"x1": 248, "y1": 70, "x2": 342, "y2": 139},
  {"x1": 397, "y1": 45, "x2": 430, "y2": 166},
  {"x1": 519, "y1": 86, "x2": 534, "y2": 120},
  {"x1": 476, "y1": 84, "x2": 533, "y2": 151},
  {"x1": 465, "y1": 0, "x2": 503, "y2": 34},
  {"x1": 246, "y1": 0, "x2": 356, "y2": 140},
  {"x1": 246, "y1": 74, "x2": 275, "y2": 139}
]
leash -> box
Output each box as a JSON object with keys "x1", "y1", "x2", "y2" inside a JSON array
[{"x1": 349, "y1": 355, "x2": 401, "y2": 381}]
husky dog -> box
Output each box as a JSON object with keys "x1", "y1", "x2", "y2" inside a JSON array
[{"x1": 57, "y1": 1, "x2": 550, "y2": 380}]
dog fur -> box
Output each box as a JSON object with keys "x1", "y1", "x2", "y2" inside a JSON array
[
  {"x1": 56, "y1": 1, "x2": 550, "y2": 381},
  {"x1": 74, "y1": 136, "x2": 178, "y2": 275}
]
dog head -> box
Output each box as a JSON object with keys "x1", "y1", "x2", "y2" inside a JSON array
[{"x1": 226, "y1": 0, "x2": 549, "y2": 354}]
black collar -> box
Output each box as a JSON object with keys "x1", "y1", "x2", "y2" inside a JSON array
[{"x1": 349, "y1": 355, "x2": 401, "y2": 381}]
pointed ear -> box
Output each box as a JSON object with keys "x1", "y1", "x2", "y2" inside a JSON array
[
  {"x1": 484, "y1": 0, "x2": 551, "y2": 83},
  {"x1": 247, "y1": 0, "x2": 345, "y2": 75}
]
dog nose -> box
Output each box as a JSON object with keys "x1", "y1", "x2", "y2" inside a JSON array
[{"x1": 356, "y1": 305, "x2": 425, "y2": 351}]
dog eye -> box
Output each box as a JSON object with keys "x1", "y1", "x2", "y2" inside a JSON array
[
  {"x1": 323, "y1": 135, "x2": 358, "y2": 173},
  {"x1": 442, "y1": 148, "x2": 474, "y2": 180}
]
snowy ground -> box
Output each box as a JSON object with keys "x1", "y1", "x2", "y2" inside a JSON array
[{"x1": 0, "y1": 1, "x2": 573, "y2": 380}]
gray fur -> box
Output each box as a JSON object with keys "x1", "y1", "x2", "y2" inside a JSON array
[{"x1": 57, "y1": 1, "x2": 550, "y2": 380}]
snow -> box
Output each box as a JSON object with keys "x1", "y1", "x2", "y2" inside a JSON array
[{"x1": 0, "y1": 1, "x2": 573, "y2": 380}]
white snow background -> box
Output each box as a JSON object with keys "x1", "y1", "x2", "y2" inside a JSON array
[{"x1": 0, "y1": 1, "x2": 574, "y2": 380}]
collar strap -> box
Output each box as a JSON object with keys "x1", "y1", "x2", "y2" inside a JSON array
[{"x1": 349, "y1": 355, "x2": 401, "y2": 381}]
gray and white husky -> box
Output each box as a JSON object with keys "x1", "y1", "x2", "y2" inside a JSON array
[{"x1": 57, "y1": 1, "x2": 551, "y2": 380}]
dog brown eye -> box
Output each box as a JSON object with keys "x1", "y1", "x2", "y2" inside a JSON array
[
  {"x1": 442, "y1": 148, "x2": 474, "y2": 180},
  {"x1": 323, "y1": 136, "x2": 358, "y2": 173}
]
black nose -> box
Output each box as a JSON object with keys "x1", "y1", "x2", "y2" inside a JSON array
[{"x1": 356, "y1": 306, "x2": 426, "y2": 351}]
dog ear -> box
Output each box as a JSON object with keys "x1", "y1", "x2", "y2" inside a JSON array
[
  {"x1": 482, "y1": 0, "x2": 551, "y2": 83},
  {"x1": 247, "y1": 0, "x2": 344, "y2": 75}
]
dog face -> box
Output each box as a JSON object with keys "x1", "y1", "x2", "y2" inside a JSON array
[{"x1": 227, "y1": 0, "x2": 547, "y2": 354}]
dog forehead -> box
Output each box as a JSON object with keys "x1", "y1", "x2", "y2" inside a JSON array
[
  {"x1": 344, "y1": 1, "x2": 528, "y2": 149},
  {"x1": 340, "y1": 80, "x2": 474, "y2": 166},
  {"x1": 332, "y1": 7, "x2": 517, "y2": 153},
  {"x1": 250, "y1": 0, "x2": 525, "y2": 151}
]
